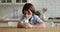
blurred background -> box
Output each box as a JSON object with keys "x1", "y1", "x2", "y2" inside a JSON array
[{"x1": 0, "y1": 0, "x2": 60, "y2": 28}]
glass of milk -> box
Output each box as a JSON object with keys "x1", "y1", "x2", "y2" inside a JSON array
[{"x1": 24, "y1": 18, "x2": 29, "y2": 23}]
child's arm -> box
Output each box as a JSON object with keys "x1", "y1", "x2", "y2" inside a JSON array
[
  {"x1": 17, "y1": 21, "x2": 24, "y2": 28},
  {"x1": 23, "y1": 22, "x2": 45, "y2": 28},
  {"x1": 32, "y1": 22, "x2": 46, "y2": 28}
]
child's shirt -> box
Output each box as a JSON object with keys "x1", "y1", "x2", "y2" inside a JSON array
[{"x1": 20, "y1": 14, "x2": 43, "y2": 25}]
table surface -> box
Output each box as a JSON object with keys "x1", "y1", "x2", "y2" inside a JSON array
[
  {"x1": 0, "y1": 19, "x2": 60, "y2": 22},
  {"x1": 0, "y1": 27, "x2": 60, "y2": 32}
]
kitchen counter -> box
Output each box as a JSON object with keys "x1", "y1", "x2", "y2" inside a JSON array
[
  {"x1": 0, "y1": 19, "x2": 20, "y2": 22},
  {"x1": 0, "y1": 27, "x2": 60, "y2": 32},
  {"x1": 44, "y1": 19, "x2": 60, "y2": 22},
  {"x1": 0, "y1": 19, "x2": 60, "y2": 22}
]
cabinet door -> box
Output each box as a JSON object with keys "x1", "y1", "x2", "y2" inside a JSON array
[
  {"x1": 22, "y1": 0, "x2": 27, "y2": 3},
  {"x1": 0, "y1": 22, "x2": 8, "y2": 26},
  {"x1": 16, "y1": 0, "x2": 27, "y2": 3},
  {"x1": 1, "y1": 0, "x2": 6, "y2": 3},
  {"x1": 1, "y1": 0, "x2": 12, "y2": 3},
  {"x1": 8, "y1": 22, "x2": 18, "y2": 27},
  {"x1": 7, "y1": 0, "x2": 12, "y2": 3},
  {"x1": 16, "y1": 0, "x2": 21, "y2": 3},
  {"x1": 45, "y1": 22, "x2": 54, "y2": 27},
  {"x1": 54, "y1": 23, "x2": 60, "y2": 27}
]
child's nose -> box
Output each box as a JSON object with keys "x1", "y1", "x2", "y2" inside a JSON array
[{"x1": 25, "y1": 14, "x2": 28, "y2": 17}]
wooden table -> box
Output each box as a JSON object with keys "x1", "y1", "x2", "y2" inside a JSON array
[{"x1": 0, "y1": 27, "x2": 60, "y2": 32}]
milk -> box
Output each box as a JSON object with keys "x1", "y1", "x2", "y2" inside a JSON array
[{"x1": 24, "y1": 18, "x2": 29, "y2": 23}]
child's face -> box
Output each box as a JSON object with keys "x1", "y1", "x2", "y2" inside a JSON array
[{"x1": 23, "y1": 10, "x2": 32, "y2": 19}]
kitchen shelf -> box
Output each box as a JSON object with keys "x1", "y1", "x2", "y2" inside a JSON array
[
  {"x1": 44, "y1": 19, "x2": 60, "y2": 22},
  {"x1": 0, "y1": 0, "x2": 28, "y2": 6},
  {"x1": 0, "y1": 26, "x2": 17, "y2": 28},
  {"x1": 0, "y1": 19, "x2": 20, "y2": 22},
  {"x1": 0, "y1": 3, "x2": 25, "y2": 6}
]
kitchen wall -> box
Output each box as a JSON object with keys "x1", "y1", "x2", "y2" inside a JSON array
[
  {"x1": 30, "y1": 0, "x2": 60, "y2": 20},
  {"x1": 0, "y1": 0, "x2": 60, "y2": 27},
  {"x1": 0, "y1": 0, "x2": 60, "y2": 19},
  {"x1": 0, "y1": 5, "x2": 23, "y2": 19}
]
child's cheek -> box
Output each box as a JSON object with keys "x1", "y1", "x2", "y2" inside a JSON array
[{"x1": 28, "y1": 15, "x2": 32, "y2": 18}]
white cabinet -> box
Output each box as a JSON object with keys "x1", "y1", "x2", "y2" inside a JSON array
[
  {"x1": 0, "y1": 0, "x2": 28, "y2": 5},
  {"x1": 45, "y1": 22, "x2": 60, "y2": 27},
  {"x1": 54, "y1": 23, "x2": 60, "y2": 27},
  {"x1": 16, "y1": 0, "x2": 27, "y2": 3},
  {"x1": 45, "y1": 20, "x2": 60, "y2": 27},
  {"x1": 0, "y1": 22, "x2": 18, "y2": 27},
  {"x1": 0, "y1": 22, "x2": 8, "y2": 26},
  {"x1": 1, "y1": 0, "x2": 12, "y2": 3},
  {"x1": 45, "y1": 22, "x2": 54, "y2": 27},
  {"x1": 0, "y1": 0, "x2": 27, "y2": 3},
  {"x1": 8, "y1": 22, "x2": 18, "y2": 27}
]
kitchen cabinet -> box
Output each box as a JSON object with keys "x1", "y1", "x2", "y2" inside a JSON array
[
  {"x1": 0, "y1": 19, "x2": 19, "y2": 27},
  {"x1": 1, "y1": 0, "x2": 12, "y2": 3},
  {"x1": 54, "y1": 22, "x2": 60, "y2": 27},
  {"x1": 1, "y1": 19, "x2": 60, "y2": 27},
  {"x1": 44, "y1": 20, "x2": 60, "y2": 27},
  {"x1": 16, "y1": 0, "x2": 27, "y2": 3},
  {"x1": 0, "y1": 0, "x2": 28, "y2": 5},
  {"x1": 45, "y1": 22, "x2": 54, "y2": 27},
  {"x1": 8, "y1": 22, "x2": 18, "y2": 27},
  {"x1": 0, "y1": 22, "x2": 8, "y2": 26}
]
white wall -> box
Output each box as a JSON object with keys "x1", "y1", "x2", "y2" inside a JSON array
[
  {"x1": 0, "y1": 5, "x2": 23, "y2": 19},
  {"x1": 30, "y1": 0, "x2": 60, "y2": 19}
]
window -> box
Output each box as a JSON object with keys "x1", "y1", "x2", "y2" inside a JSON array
[
  {"x1": 22, "y1": 0, "x2": 27, "y2": 3},
  {"x1": 1, "y1": 0, "x2": 12, "y2": 3},
  {"x1": 16, "y1": 0, "x2": 21, "y2": 3},
  {"x1": 1, "y1": 0, "x2": 6, "y2": 3},
  {"x1": 16, "y1": 0, "x2": 27, "y2": 3},
  {"x1": 7, "y1": 0, "x2": 12, "y2": 3},
  {"x1": 0, "y1": 0, "x2": 27, "y2": 4}
]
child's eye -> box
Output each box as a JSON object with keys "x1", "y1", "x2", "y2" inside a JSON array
[
  {"x1": 28, "y1": 11, "x2": 31, "y2": 15},
  {"x1": 28, "y1": 13, "x2": 31, "y2": 15}
]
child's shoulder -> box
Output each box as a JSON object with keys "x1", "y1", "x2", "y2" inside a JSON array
[{"x1": 33, "y1": 14, "x2": 40, "y2": 19}]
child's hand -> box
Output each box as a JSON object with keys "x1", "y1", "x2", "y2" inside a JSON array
[{"x1": 24, "y1": 23, "x2": 33, "y2": 28}]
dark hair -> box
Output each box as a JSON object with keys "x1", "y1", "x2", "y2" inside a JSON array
[{"x1": 22, "y1": 3, "x2": 35, "y2": 14}]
